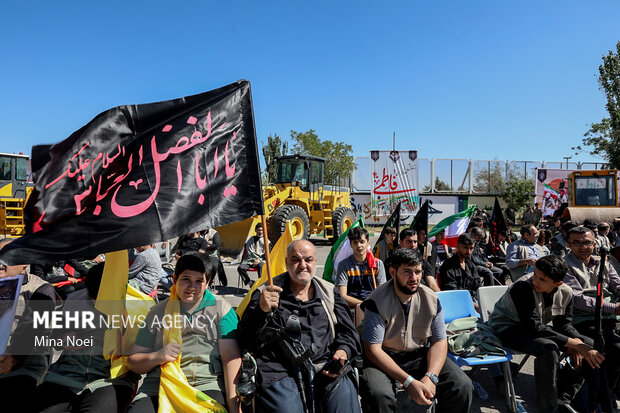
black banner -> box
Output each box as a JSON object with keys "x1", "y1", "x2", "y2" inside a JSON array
[
  {"x1": 372, "y1": 202, "x2": 401, "y2": 253},
  {"x1": 409, "y1": 199, "x2": 429, "y2": 233},
  {"x1": 0, "y1": 81, "x2": 263, "y2": 264},
  {"x1": 488, "y1": 197, "x2": 507, "y2": 256}
]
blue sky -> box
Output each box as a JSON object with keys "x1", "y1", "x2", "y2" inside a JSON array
[{"x1": 1, "y1": 1, "x2": 619, "y2": 166}]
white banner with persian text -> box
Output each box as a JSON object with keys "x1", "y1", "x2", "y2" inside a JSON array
[{"x1": 370, "y1": 150, "x2": 419, "y2": 217}]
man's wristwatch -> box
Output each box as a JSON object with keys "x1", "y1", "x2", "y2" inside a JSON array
[{"x1": 424, "y1": 372, "x2": 439, "y2": 385}]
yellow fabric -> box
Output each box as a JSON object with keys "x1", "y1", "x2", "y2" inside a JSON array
[
  {"x1": 236, "y1": 220, "x2": 294, "y2": 318},
  {"x1": 158, "y1": 284, "x2": 227, "y2": 413},
  {"x1": 94, "y1": 251, "x2": 129, "y2": 377},
  {"x1": 95, "y1": 250, "x2": 128, "y2": 315},
  {"x1": 94, "y1": 251, "x2": 156, "y2": 378},
  {"x1": 125, "y1": 284, "x2": 155, "y2": 349},
  {"x1": 116, "y1": 284, "x2": 156, "y2": 377}
]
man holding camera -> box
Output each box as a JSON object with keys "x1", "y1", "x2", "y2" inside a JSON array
[{"x1": 237, "y1": 239, "x2": 361, "y2": 413}]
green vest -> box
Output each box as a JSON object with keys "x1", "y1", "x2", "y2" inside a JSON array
[
  {"x1": 487, "y1": 274, "x2": 573, "y2": 335},
  {"x1": 139, "y1": 293, "x2": 234, "y2": 396}
]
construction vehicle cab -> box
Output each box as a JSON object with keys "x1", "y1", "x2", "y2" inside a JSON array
[
  {"x1": 563, "y1": 169, "x2": 620, "y2": 224},
  {"x1": 273, "y1": 154, "x2": 324, "y2": 198},
  {"x1": 216, "y1": 154, "x2": 355, "y2": 256},
  {"x1": 0, "y1": 153, "x2": 33, "y2": 238}
]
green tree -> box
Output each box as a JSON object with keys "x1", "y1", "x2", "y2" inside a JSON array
[
  {"x1": 501, "y1": 177, "x2": 535, "y2": 212},
  {"x1": 473, "y1": 161, "x2": 506, "y2": 193},
  {"x1": 422, "y1": 177, "x2": 451, "y2": 192},
  {"x1": 261, "y1": 134, "x2": 288, "y2": 184},
  {"x1": 289, "y1": 129, "x2": 356, "y2": 185},
  {"x1": 573, "y1": 41, "x2": 620, "y2": 168}
]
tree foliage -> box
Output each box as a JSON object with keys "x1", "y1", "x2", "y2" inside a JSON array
[
  {"x1": 289, "y1": 129, "x2": 356, "y2": 186},
  {"x1": 573, "y1": 41, "x2": 620, "y2": 168},
  {"x1": 261, "y1": 134, "x2": 288, "y2": 184},
  {"x1": 501, "y1": 177, "x2": 535, "y2": 212},
  {"x1": 422, "y1": 177, "x2": 451, "y2": 192},
  {"x1": 473, "y1": 161, "x2": 506, "y2": 193}
]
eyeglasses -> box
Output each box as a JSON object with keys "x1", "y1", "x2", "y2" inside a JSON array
[{"x1": 569, "y1": 241, "x2": 594, "y2": 247}]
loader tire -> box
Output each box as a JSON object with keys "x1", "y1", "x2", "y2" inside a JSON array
[
  {"x1": 330, "y1": 207, "x2": 355, "y2": 243},
  {"x1": 269, "y1": 205, "x2": 309, "y2": 243}
]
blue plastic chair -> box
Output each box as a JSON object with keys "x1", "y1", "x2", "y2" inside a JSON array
[{"x1": 436, "y1": 290, "x2": 519, "y2": 413}]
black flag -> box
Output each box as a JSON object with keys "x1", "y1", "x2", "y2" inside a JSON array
[
  {"x1": 409, "y1": 199, "x2": 429, "y2": 233},
  {"x1": 0, "y1": 81, "x2": 263, "y2": 264},
  {"x1": 488, "y1": 197, "x2": 507, "y2": 256},
  {"x1": 591, "y1": 247, "x2": 613, "y2": 412},
  {"x1": 372, "y1": 202, "x2": 401, "y2": 254}
]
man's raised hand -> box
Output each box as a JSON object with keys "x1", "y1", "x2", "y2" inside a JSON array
[{"x1": 259, "y1": 285, "x2": 283, "y2": 313}]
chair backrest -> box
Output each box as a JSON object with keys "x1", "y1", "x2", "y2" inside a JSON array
[
  {"x1": 435, "y1": 290, "x2": 477, "y2": 324},
  {"x1": 477, "y1": 285, "x2": 509, "y2": 323}
]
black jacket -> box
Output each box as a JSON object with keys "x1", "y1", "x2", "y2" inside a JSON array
[
  {"x1": 470, "y1": 241, "x2": 489, "y2": 267},
  {"x1": 439, "y1": 255, "x2": 482, "y2": 297},
  {"x1": 237, "y1": 273, "x2": 361, "y2": 390}
]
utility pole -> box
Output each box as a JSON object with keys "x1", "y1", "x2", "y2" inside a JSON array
[{"x1": 563, "y1": 156, "x2": 572, "y2": 169}]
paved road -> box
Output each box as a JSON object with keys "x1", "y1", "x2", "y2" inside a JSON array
[{"x1": 212, "y1": 234, "x2": 617, "y2": 413}]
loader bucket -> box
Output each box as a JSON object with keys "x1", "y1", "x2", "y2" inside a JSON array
[
  {"x1": 216, "y1": 215, "x2": 262, "y2": 259},
  {"x1": 562, "y1": 207, "x2": 620, "y2": 225}
]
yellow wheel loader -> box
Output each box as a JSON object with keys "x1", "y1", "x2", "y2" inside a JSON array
[
  {"x1": 0, "y1": 153, "x2": 33, "y2": 238},
  {"x1": 562, "y1": 169, "x2": 620, "y2": 224},
  {"x1": 216, "y1": 154, "x2": 355, "y2": 256}
]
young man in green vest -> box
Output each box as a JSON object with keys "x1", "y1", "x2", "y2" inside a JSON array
[
  {"x1": 359, "y1": 248, "x2": 472, "y2": 413},
  {"x1": 488, "y1": 254, "x2": 604, "y2": 413},
  {"x1": 127, "y1": 252, "x2": 242, "y2": 412}
]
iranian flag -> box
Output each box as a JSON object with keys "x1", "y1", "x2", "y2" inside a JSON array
[
  {"x1": 427, "y1": 205, "x2": 476, "y2": 248},
  {"x1": 323, "y1": 217, "x2": 364, "y2": 283}
]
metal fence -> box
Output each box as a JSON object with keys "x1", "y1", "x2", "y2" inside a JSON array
[{"x1": 353, "y1": 157, "x2": 608, "y2": 194}]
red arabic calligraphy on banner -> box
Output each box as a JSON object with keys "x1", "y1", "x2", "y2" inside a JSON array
[
  {"x1": 372, "y1": 168, "x2": 416, "y2": 195},
  {"x1": 0, "y1": 81, "x2": 263, "y2": 266},
  {"x1": 35, "y1": 111, "x2": 237, "y2": 231},
  {"x1": 370, "y1": 150, "x2": 419, "y2": 217}
]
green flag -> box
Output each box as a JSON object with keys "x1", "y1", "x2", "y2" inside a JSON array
[
  {"x1": 322, "y1": 216, "x2": 364, "y2": 283},
  {"x1": 428, "y1": 205, "x2": 476, "y2": 247}
]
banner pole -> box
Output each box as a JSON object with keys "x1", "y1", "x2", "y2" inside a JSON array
[{"x1": 261, "y1": 215, "x2": 273, "y2": 286}]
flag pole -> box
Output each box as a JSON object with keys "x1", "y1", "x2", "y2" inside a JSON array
[{"x1": 261, "y1": 215, "x2": 273, "y2": 286}]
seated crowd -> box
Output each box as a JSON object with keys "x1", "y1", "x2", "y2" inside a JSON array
[{"x1": 0, "y1": 212, "x2": 619, "y2": 413}]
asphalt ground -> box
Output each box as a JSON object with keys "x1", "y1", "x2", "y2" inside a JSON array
[{"x1": 213, "y1": 234, "x2": 618, "y2": 413}]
